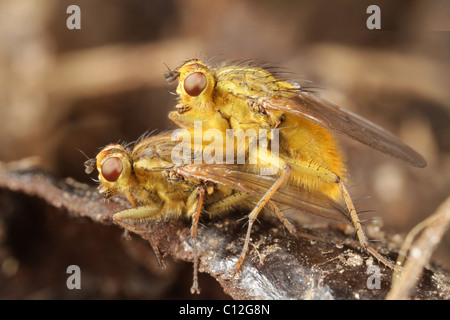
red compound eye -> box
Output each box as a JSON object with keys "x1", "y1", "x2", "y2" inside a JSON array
[
  {"x1": 184, "y1": 72, "x2": 207, "y2": 96},
  {"x1": 101, "y1": 157, "x2": 123, "y2": 182}
]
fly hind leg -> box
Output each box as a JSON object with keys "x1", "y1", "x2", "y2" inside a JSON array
[
  {"x1": 232, "y1": 164, "x2": 292, "y2": 277},
  {"x1": 285, "y1": 155, "x2": 397, "y2": 270},
  {"x1": 337, "y1": 179, "x2": 397, "y2": 270}
]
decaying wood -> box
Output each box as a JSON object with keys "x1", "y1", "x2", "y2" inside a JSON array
[{"x1": 1, "y1": 159, "x2": 449, "y2": 300}]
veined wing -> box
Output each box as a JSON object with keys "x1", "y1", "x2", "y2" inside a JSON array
[
  {"x1": 175, "y1": 163, "x2": 350, "y2": 223},
  {"x1": 264, "y1": 91, "x2": 426, "y2": 167}
]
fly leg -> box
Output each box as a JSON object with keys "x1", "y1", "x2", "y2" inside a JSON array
[
  {"x1": 267, "y1": 201, "x2": 325, "y2": 242},
  {"x1": 338, "y1": 179, "x2": 397, "y2": 270},
  {"x1": 204, "y1": 193, "x2": 252, "y2": 216},
  {"x1": 232, "y1": 164, "x2": 291, "y2": 276},
  {"x1": 187, "y1": 185, "x2": 206, "y2": 294},
  {"x1": 283, "y1": 155, "x2": 397, "y2": 270},
  {"x1": 267, "y1": 201, "x2": 296, "y2": 234}
]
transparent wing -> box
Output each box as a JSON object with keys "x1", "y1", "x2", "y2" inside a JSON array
[
  {"x1": 175, "y1": 163, "x2": 350, "y2": 223},
  {"x1": 263, "y1": 92, "x2": 426, "y2": 167}
]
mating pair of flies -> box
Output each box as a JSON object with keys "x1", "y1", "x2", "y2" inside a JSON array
[{"x1": 86, "y1": 59, "x2": 426, "y2": 294}]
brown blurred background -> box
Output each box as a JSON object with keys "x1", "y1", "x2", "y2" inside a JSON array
[{"x1": 0, "y1": 0, "x2": 449, "y2": 299}]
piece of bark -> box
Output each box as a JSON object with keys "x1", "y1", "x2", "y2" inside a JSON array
[{"x1": 0, "y1": 160, "x2": 449, "y2": 300}]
